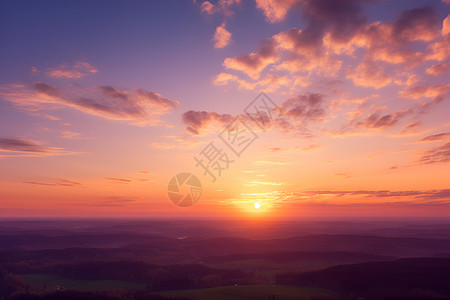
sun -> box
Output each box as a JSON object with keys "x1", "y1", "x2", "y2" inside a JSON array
[{"x1": 254, "y1": 202, "x2": 260, "y2": 209}]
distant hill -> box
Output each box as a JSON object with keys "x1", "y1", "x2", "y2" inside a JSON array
[{"x1": 276, "y1": 257, "x2": 450, "y2": 300}]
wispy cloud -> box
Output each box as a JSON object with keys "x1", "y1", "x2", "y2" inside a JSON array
[
  {"x1": 104, "y1": 177, "x2": 132, "y2": 184},
  {"x1": 415, "y1": 132, "x2": 450, "y2": 143},
  {"x1": 418, "y1": 142, "x2": 450, "y2": 164},
  {"x1": 46, "y1": 62, "x2": 98, "y2": 79},
  {"x1": 0, "y1": 138, "x2": 79, "y2": 158},
  {"x1": 0, "y1": 82, "x2": 179, "y2": 126},
  {"x1": 23, "y1": 179, "x2": 82, "y2": 187}
]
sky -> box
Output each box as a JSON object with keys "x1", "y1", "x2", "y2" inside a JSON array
[{"x1": 0, "y1": 0, "x2": 449, "y2": 219}]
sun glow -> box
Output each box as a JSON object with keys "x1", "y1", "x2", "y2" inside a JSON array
[{"x1": 254, "y1": 202, "x2": 261, "y2": 209}]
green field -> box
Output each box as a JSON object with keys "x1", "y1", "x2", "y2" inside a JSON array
[
  {"x1": 158, "y1": 285, "x2": 341, "y2": 300},
  {"x1": 20, "y1": 273, "x2": 146, "y2": 292}
]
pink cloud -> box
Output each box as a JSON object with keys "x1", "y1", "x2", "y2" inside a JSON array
[
  {"x1": 214, "y1": 72, "x2": 290, "y2": 92},
  {"x1": 0, "y1": 138, "x2": 79, "y2": 158},
  {"x1": 0, "y1": 82, "x2": 179, "y2": 125},
  {"x1": 223, "y1": 38, "x2": 278, "y2": 79},
  {"x1": 418, "y1": 142, "x2": 450, "y2": 164},
  {"x1": 443, "y1": 14, "x2": 450, "y2": 35},
  {"x1": 400, "y1": 83, "x2": 450, "y2": 99},
  {"x1": 182, "y1": 110, "x2": 233, "y2": 135},
  {"x1": 214, "y1": 22, "x2": 232, "y2": 48},
  {"x1": 255, "y1": 0, "x2": 300, "y2": 23},
  {"x1": 46, "y1": 62, "x2": 98, "y2": 79},
  {"x1": 426, "y1": 62, "x2": 450, "y2": 76},
  {"x1": 200, "y1": 1, "x2": 215, "y2": 14},
  {"x1": 346, "y1": 61, "x2": 392, "y2": 89},
  {"x1": 415, "y1": 133, "x2": 450, "y2": 143},
  {"x1": 354, "y1": 109, "x2": 413, "y2": 129},
  {"x1": 200, "y1": 0, "x2": 241, "y2": 16},
  {"x1": 426, "y1": 35, "x2": 450, "y2": 61}
]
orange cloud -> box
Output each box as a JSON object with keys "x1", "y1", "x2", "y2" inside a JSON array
[
  {"x1": 443, "y1": 14, "x2": 450, "y2": 35},
  {"x1": 200, "y1": 0, "x2": 241, "y2": 17},
  {"x1": 200, "y1": 1, "x2": 215, "y2": 14},
  {"x1": 418, "y1": 142, "x2": 450, "y2": 164},
  {"x1": 23, "y1": 179, "x2": 82, "y2": 187},
  {"x1": 214, "y1": 22, "x2": 232, "y2": 48},
  {"x1": 214, "y1": 72, "x2": 289, "y2": 92},
  {"x1": 255, "y1": 0, "x2": 300, "y2": 23},
  {"x1": 415, "y1": 133, "x2": 450, "y2": 143},
  {"x1": 390, "y1": 6, "x2": 440, "y2": 42},
  {"x1": 60, "y1": 131, "x2": 83, "y2": 139},
  {"x1": 426, "y1": 35, "x2": 450, "y2": 61},
  {"x1": 217, "y1": 5, "x2": 446, "y2": 93},
  {"x1": 400, "y1": 121, "x2": 422, "y2": 135},
  {"x1": 46, "y1": 62, "x2": 98, "y2": 79},
  {"x1": 426, "y1": 62, "x2": 450, "y2": 76},
  {"x1": 346, "y1": 61, "x2": 392, "y2": 89},
  {"x1": 223, "y1": 38, "x2": 278, "y2": 79},
  {"x1": 400, "y1": 83, "x2": 450, "y2": 99}
]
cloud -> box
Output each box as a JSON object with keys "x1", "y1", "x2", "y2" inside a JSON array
[
  {"x1": 426, "y1": 35, "x2": 450, "y2": 61},
  {"x1": 415, "y1": 133, "x2": 450, "y2": 143},
  {"x1": 399, "y1": 83, "x2": 450, "y2": 99},
  {"x1": 255, "y1": 0, "x2": 300, "y2": 23},
  {"x1": 0, "y1": 138, "x2": 49, "y2": 153},
  {"x1": 355, "y1": 109, "x2": 412, "y2": 129},
  {"x1": 269, "y1": 144, "x2": 321, "y2": 152},
  {"x1": 426, "y1": 62, "x2": 450, "y2": 76},
  {"x1": 46, "y1": 62, "x2": 98, "y2": 79},
  {"x1": 301, "y1": 0, "x2": 369, "y2": 44},
  {"x1": 182, "y1": 93, "x2": 325, "y2": 137},
  {"x1": 214, "y1": 22, "x2": 232, "y2": 48},
  {"x1": 0, "y1": 82, "x2": 179, "y2": 125},
  {"x1": 400, "y1": 121, "x2": 422, "y2": 135},
  {"x1": 399, "y1": 83, "x2": 450, "y2": 113},
  {"x1": 214, "y1": 72, "x2": 290, "y2": 92},
  {"x1": 94, "y1": 196, "x2": 138, "y2": 207},
  {"x1": 182, "y1": 110, "x2": 234, "y2": 135},
  {"x1": 0, "y1": 138, "x2": 78, "y2": 158},
  {"x1": 346, "y1": 61, "x2": 393, "y2": 89},
  {"x1": 217, "y1": 3, "x2": 447, "y2": 93},
  {"x1": 22, "y1": 179, "x2": 82, "y2": 187},
  {"x1": 281, "y1": 93, "x2": 325, "y2": 121},
  {"x1": 200, "y1": 1, "x2": 215, "y2": 14},
  {"x1": 200, "y1": 0, "x2": 241, "y2": 17},
  {"x1": 418, "y1": 142, "x2": 450, "y2": 164},
  {"x1": 443, "y1": 14, "x2": 450, "y2": 35},
  {"x1": 390, "y1": 6, "x2": 440, "y2": 42},
  {"x1": 61, "y1": 131, "x2": 83, "y2": 139},
  {"x1": 304, "y1": 189, "x2": 450, "y2": 201},
  {"x1": 104, "y1": 177, "x2": 132, "y2": 183},
  {"x1": 223, "y1": 38, "x2": 278, "y2": 79}
]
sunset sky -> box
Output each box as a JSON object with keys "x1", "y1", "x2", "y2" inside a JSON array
[{"x1": 0, "y1": 0, "x2": 449, "y2": 219}]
